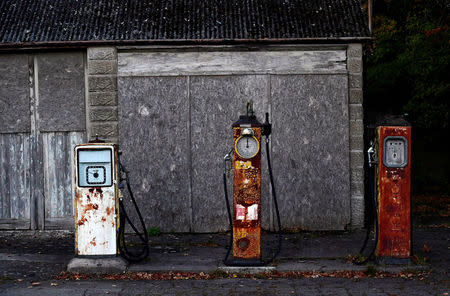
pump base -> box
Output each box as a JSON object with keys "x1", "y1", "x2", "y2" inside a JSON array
[
  {"x1": 223, "y1": 258, "x2": 266, "y2": 267},
  {"x1": 219, "y1": 262, "x2": 275, "y2": 274},
  {"x1": 67, "y1": 256, "x2": 128, "y2": 274},
  {"x1": 376, "y1": 256, "x2": 412, "y2": 266}
]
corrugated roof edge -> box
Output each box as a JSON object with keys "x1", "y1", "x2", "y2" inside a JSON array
[{"x1": 0, "y1": 37, "x2": 372, "y2": 50}]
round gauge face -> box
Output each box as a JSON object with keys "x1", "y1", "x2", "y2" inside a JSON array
[
  {"x1": 86, "y1": 166, "x2": 106, "y2": 185},
  {"x1": 235, "y1": 136, "x2": 259, "y2": 159}
]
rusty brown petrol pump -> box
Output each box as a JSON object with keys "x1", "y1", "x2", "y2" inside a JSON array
[
  {"x1": 375, "y1": 124, "x2": 412, "y2": 264},
  {"x1": 356, "y1": 118, "x2": 412, "y2": 265},
  {"x1": 223, "y1": 102, "x2": 281, "y2": 266}
]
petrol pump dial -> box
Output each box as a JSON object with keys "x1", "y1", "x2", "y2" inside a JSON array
[
  {"x1": 235, "y1": 130, "x2": 259, "y2": 159},
  {"x1": 86, "y1": 166, "x2": 106, "y2": 184}
]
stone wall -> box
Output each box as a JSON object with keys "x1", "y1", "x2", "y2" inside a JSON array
[
  {"x1": 87, "y1": 48, "x2": 119, "y2": 143},
  {"x1": 347, "y1": 44, "x2": 365, "y2": 229}
]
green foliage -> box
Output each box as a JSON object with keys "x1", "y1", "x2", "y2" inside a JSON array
[
  {"x1": 146, "y1": 226, "x2": 161, "y2": 237},
  {"x1": 365, "y1": 0, "x2": 449, "y2": 129},
  {"x1": 364, "y1": 264, "x2": 378, "y2": 276}
]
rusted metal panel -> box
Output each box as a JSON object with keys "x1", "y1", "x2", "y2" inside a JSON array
[
  {"x1": 42, "y1": 132, "x2": 85, "y2": 229},
  {"x1": 74, "y1": 144, "x2": 118, "y2": 256},
  {"x1": 0, "y1": 133, "x2": 31, "y2": 229},
  {"x1": 376, "y1": 126, "x2": 412, "y2": 258},
  {"x1": 232, "y1": 127, "x2": 262, "y2": 259}
]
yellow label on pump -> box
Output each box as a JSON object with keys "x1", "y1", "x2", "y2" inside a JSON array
[{"x1": 235, "y1": 160, "x2": 253, "y2": 170}]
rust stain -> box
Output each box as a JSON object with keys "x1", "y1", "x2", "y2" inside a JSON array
[
  {"x1": 101, "y1": 216, "x2": 107, "y2": 222},
  {"x1": 376, "y1": 126, "x2": 412, "y2": 258},
  {"x1": 77, "y1": 215, "x2": 87, "y2": 226},
  {"x1": 106, "y1": 207, "x2": 111, "y2": 215},
  {"x1": 90, "y1": 238, "x2": 96, "y2": 246}
]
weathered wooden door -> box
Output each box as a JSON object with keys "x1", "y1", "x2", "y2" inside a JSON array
[{"x1": 0, "y1": 52, "x2": 86, "y2": 230}]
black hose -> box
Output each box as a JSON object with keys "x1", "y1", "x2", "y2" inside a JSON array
[
  {"x1": 223, "y1": 137, "x2": 282, "y2": 266},
  {"x1": 353, "y1": 157, "x2": 378, "y2": 265},
  {"x1": 117, "y1": 161, "x2": 149, "y2": 263},
  {"x1": 265, "y1": 138, "x2": 283, "y2": 263},
  {"x1": 223, "y1": 172, "x2": 233, "y2": 263}
]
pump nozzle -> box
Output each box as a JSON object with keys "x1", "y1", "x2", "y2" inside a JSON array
[
  {"x1": 262, "y1": 112, "x2": 272, "y2": 137},
  {"x1": 246, "y1": 101, "x2": 254, "y2": 118}
]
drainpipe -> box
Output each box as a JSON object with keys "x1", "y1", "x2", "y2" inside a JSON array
[{"x1": 368, "y1": 0, "x2": 373, "y2": 34}]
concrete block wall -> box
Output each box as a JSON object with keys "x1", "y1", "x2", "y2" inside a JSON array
[
  {"x1": 87, "y1": 47, "x2": 119, "y2": 143},
  {"x1": 347, "y1": 43, "x2": 365, "y2": 229}
]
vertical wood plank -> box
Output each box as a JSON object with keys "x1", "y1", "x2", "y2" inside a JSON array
[
  {"x1": 0, "y1": 134, "x2": 31, "y2": 224},
  {"x1": 42, "y1": 131, "x2": 85, "y2": 228},
  {"x1": 9, "y1": 135, "x2": 18, "y2": 219},
  {"x1": 1, "y1": 135, "x2": 11, "y2": 219}
]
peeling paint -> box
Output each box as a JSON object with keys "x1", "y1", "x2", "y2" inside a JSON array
[{"x1": 74, "y1": 144, "x2": 118, "y2": 256}]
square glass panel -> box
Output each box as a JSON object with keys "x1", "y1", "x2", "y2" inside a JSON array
[
  {"x1": 383, "y1": 136, "x2": 408, "y2": 168},
  {"x1": 77, "y1": 148, "x2": 113, "y2": 187}
]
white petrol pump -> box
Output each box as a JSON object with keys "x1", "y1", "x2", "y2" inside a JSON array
[
  {"x1": 74, "y1": 141, "x2": 149, "y2": 262},
  {"x1": 74, "y1": 143, "x2": 119, "y2": 256}
]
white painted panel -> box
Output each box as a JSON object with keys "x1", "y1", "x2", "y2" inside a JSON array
[{"x1": 118, "y1": 50, "x2": 347, "y2": 76}]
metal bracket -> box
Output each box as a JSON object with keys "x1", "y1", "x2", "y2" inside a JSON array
[{"x1": 367, "y1": 140, "x2": 378, "y2": 168}]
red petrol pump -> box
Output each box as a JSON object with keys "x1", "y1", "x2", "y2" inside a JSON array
[
  {"x1": 222, "y1": 102, "x2": 282, "y2": 266},
  {"x1": 375, "y1": 125, "x2": 412, "y2": 263},
  {"x1": 359, "y1": 119, "x2": 412, "y2": 265}
]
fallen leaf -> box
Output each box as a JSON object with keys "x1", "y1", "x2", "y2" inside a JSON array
[
  {"x1": 421, "y1": 244, "x2": 432, "y2": 253},
  {"x1": 51, "y1": 282, "x2": 58, "y2": 286},
  {"x1": 31, "y1": 282, "x2": 40, "y2": 286}
]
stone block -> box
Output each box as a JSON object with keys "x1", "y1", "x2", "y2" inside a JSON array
[
  {"x1": 349, "y1": 88, "x2": 363, "y2": 104},
  {"x1": 88, "y1": 75, "x2": 117, "y2": 92},
  {"x1": 350, "y1": 135, "x2": 364, "y2": 151},
  {"x1": 349, "y1": 104, "x2": 363, "y2": 120},
  {"x1": 351, "y1": 181, "x2": 364, "y2": 196},
  {"x1": 350, "y1": 119, "x2": 364, "y2": 137},
  {"x1": 89, "y1": 92, "x2": 118, "y2": 106},
  {"x1": 350, "y1": 167, "x2": 364, "y2": 184},
  {"x1": 350, "y1": 150, "x2": 364, "y2": 169},
  {"x1": 88, "y1": 60, "x2": 118, "y2": 75},
  {"x1": 91, "y1": 122, "x2": 118, "y2": 138},
  {"x1": 347, "y1": 43, "x2": 362, "y2": 59},
  {"x1": 349, "y1": 73, "x2": 362, "y2": 89},
  {"x1": 351, "y1": 195, "x2": 365, "y2": 229},
  {"x1": 89, "y1": 106, "x2": 118, "y2": 122},
  {"x1": 347, "y1": 58, "x2": 362, "y2": 73},
  {"x1": 88, "y1": 47, "x2": 117, "y2": 60}
]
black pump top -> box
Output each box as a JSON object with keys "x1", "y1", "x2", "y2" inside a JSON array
[{"x1": 232, "y1": 101, "x2": 262, "y2": 127}]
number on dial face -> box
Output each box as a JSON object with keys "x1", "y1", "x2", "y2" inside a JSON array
[{"x1": 235, "y1": 136, "x2": 259, "y2": 159}]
